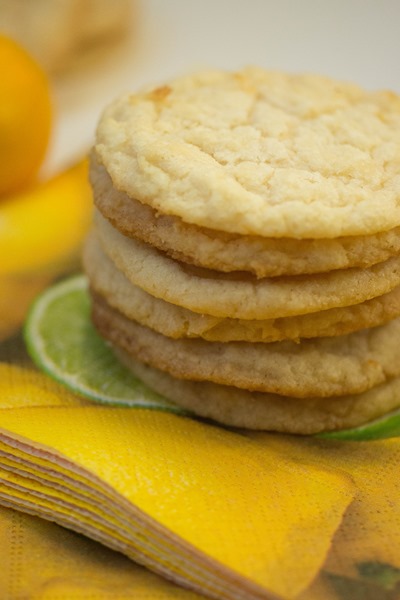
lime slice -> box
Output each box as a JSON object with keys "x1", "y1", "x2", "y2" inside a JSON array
[
  {"x1": 24, "y1": 274, "x2": 187, "y2": 414},
  {"x1": 318, "y1": 410, "x2": 400, "y2": 441}
]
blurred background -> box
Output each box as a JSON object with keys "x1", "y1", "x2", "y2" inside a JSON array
[
  {"x1": 1, "y1": 0, "x2": 400, "y2": 343},
  {"x1": 1, "y1": 4, "x2": 400, "y2": 596},
  {"x1": 2, "y1": 0, "x2": 400, "y2": 174}
]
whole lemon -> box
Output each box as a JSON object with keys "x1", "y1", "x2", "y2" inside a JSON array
[{"x1": 0, "y1": 35, "x2": 52, "y2": 197}]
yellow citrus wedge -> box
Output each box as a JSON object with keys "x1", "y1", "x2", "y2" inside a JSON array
[
  {"x1": 0, "y1": 35, "x2": 52, "y2": 197},
  {"x1": 0, "y1": 159, "x2": 92, "y2": 277},
  {"x1": 0, "y1": 159, "x2": 92, "y2": 340}
]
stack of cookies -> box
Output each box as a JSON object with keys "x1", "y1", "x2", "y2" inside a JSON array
[{"x1": 83, "y1": 68, "x2": 400, "y2": 434}]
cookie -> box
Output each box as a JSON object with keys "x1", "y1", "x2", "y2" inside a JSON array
[
  {"x1": 95, "y1": 68, "x2": 400, "y2": 239},
  {"x1": 92, "y1": 158, "x2": 400, "y2": 277},
  {"x1": 115, "y1": 348, "x2": 400, "y2": 434},
  {"x1": 91, "y1": 292, "x2": 400, "y2": 398},
  {"x1": 87, "y1": 66, "x2": 400, "y2": 433},
  {"x1": 95, "y1": 213, "x2": 400, "y2": 320},
  {"x1": 83, "y1": 234, "x2": 400, "y2": 342}
]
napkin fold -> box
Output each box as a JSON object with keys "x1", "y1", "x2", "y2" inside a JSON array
[
  {"x1": 0, "y1": 363, "x2": 356, "y2": 600},
  {"x1": 0, "y1": 503, "x2": 204, "y2": 599}
]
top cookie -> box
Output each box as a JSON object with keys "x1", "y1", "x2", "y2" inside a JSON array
[{"x1": 95, "y1": 68, "x2": 400, "y2": 239}]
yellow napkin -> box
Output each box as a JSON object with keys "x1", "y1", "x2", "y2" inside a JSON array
[
  {"x1": 0, "y1": 503, "x2": 204, "y2": 599},
  {"x1": 251, "y1": 433, "x2": 400, "y2": 599},
  {"x1": 0, "y1": 363, "x2": 356, "y2": 600}
]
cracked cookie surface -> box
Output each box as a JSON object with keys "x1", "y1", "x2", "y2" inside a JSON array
[
  {"x1": 92, "y1": 159, "x2": 400, "y2": 277},
  {"x1": 95, "y1": 68, "x2": 400, "y2": 238}
]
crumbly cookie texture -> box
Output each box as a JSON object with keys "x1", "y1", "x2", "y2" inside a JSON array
[
  {"x1": 83, "y1": 234, "x2": 400, "y2": 342},
  {"x1": 95, "y1": 214, "x2": 400, "y2": 320},
  {"x1": 116, "y1": 349, "x2": 400, "y2": 434},
  {"x1": 95, "y1": 67, "x2": 400, "y2": 238},
  {"x1": 92, "y1": 294, "x2": 400, "y2": 399},
  {"x1": 91, "y1": 159, "x2": 400, "y2": 277}
]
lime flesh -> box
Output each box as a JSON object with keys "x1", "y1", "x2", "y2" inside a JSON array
[{"x1": 23, "y1": 274, "x2": 186, "y2": 413}]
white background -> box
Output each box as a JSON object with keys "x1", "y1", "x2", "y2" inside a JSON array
[{"x1": 48, "y1": 0, "x2": 400, "y2": 173}]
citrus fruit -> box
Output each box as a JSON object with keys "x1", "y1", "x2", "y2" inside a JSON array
[
  {"x1": 0, "y1": 159, "x2": 92, "y2": 277},
  {"x1": 319, "y1": 411, "x2": 400, "y2": 441},
  {"x1": 0, "y1": 35, "x2": 52, "y2": 197},
  {"x1": 23, "y1": 274, "x2": 185, "y2": 413},
  {"x1": 0, "y1": 158, "x2": 92, "y2": 341}
]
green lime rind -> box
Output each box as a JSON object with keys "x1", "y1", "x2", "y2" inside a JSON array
[
  {"x1": 23, "y1": 274, "x2": 187, "y2": 415},
  {"x1": 318, "y1": 410, "x2": 400, "y2": 441}
]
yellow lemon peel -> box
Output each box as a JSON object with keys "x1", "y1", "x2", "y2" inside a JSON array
[{"x1": 0, "y1": 159, "x2": 92, "y2": 277}]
